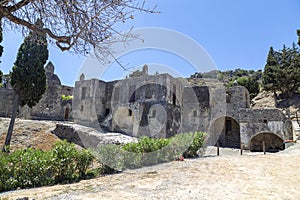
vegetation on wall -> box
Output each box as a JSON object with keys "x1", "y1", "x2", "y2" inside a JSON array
[{"x1": 62, "y1": 95, "x2": 73, "y2": 100}]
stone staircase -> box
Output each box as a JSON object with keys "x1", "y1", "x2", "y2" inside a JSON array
[{"x1": 224, "y1": 134, "x2": 241, "y2": 148}]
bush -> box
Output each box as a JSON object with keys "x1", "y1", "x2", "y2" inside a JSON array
[
  {"x1": 94, "y1": 132, "x2": 207, "y2": 171},
  {"x1": 182, "y1": 132, "x2": 207, "y2": 158},
  {"x1": 0, "y1": 140, "x2": 94, "y2": 192},
  {"x1": 122, "y1": 136, "x2": 170, "y2": 153}
]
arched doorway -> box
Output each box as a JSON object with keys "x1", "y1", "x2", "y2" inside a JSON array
[
  {"x1": 208, "y1": 116, "x2": 240, "y2": 148},
  {"x1": 250, "y1": 132, "x2": 284, "y2": 152},
  {"x1": 223, "y1": 117, "x2": 240, "y2": 148}
]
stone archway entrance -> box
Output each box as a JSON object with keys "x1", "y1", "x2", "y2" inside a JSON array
[
  {"x1": 250, "y1": 132, "x2": 284, "y2": 152},
  {"x1": 223, "y1": 117, "x2": 240, "y2": 148},
  {"x1": 208, "y1": 116, "x2": 240, "y2": 148}
]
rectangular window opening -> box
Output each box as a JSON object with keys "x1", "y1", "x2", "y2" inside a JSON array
[
  {"x1": 128, "y1": 109, "x2": 133, "y2": 116},
  {"x1": 193, "y1": 110, "x2": 197, "y2": 117},
  {"x1": 81, "y1": 87, "x2": 87, "y2": 100}
]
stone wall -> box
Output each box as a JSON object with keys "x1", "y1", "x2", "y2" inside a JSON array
[
  {"x1": 71, "y1": 70, "x2": 291, "y2": 152},
  {"x1": 239, "y1": 108, "x2": 292, "y2": 149},
  {"x1": 19, "y1": 62, "x2": 63, "y2": 120},
  {"x1": 72, "y1": 78, "x2": 107, "y2": 128},
  {"x1": 0, "y1": 62, "x2": 73, "y2": 121},
  {"x1": 0, "y1": 89, "x2": 14, "y2": 117}
]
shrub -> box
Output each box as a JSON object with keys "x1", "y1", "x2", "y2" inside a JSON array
[
  {"x1": 122, "y1": 136, "x2": 169, "y2": 153},
  {"x1": 182, "y1": 132, "x2": 207, "y2": 158},
  {"x1": 94, "y1": 132, "x2": 207, "y2": 171},
  {"x1": 0, "y1": 140, "x2": 94, "y2": 192}
]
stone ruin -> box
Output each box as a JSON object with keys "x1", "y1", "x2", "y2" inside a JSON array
[
  {"x1": 72, "y1": 65, "x2": 293, "y2": 152},
  {"x1": 0, "y1": 64, "x2": 294, "y2": 152},
  {"x1": 0, "y1": 62, "x2": 73, "y2": 121}
]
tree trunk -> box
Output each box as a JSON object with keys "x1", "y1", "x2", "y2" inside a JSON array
[
  {"x1": 273, "y1": 90, "x2": 278, "y2": 107},
  {"x1": 2, "y1": 94, "x2": 19, "y2": 152}
]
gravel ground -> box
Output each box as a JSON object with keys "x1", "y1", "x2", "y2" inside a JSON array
[{"x1": 1, "y1": 142, "x2": 300, "y2": 200}]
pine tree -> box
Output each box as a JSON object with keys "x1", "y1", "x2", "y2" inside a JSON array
[
  {"x1": 263, "y1": 44, "x2": 300, "y2": 99},
  {"x1": 262, "y1": 47, "x2": 281, "y2": 98},
  {"x1": 2, "y1": 19, "x2": 48, "y2": 150}
]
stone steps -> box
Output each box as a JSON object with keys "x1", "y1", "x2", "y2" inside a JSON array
[{"x1": 225, "y1": 135, "x2": 241, "y2": 148}]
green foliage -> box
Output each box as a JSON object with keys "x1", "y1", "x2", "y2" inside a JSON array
[
  {"x1": 122, "y1": 136, "x2": 170, "y2": 153},
  {"x1": 0, "y1": 140, "x2": 93, "y2": 192},
  {"x1": 263, "y1": 44, "x2": 300, "y2": 98},
  {"x1": 10, "y1": 19, "x2": 48, "y2": 108},
  {"x1": 62, "y1": 95, "x2": 73, "y2": 100},
  {"x1": 237, "y1": 77, "x2": 259, "y2": 99},
  {"x1": 95, "y1": 132, "x2": 207, "y2": 170},
  {"x1": 182, "y1": 132, "x2": 207, "y2": 158}
]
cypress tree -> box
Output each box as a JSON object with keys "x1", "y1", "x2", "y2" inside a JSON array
[
  {"x1": 3, "y1": 19, "x2": 48, "y2": 150},
  {"x1": 262, "y1": 47, "x2": 281, "y2": 99}
]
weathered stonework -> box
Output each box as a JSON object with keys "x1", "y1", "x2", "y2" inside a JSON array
[
  {"x1": 0, "y1": 62, "x2": 73, "y2": 121},
  {"x1": 0, "y1": 63, "x2": 293, "y2": 152},
  {"x1": 72, "y1": 66, "x2": 293, "y2": 152}
]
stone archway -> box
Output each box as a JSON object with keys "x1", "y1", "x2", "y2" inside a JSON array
[
  {"x1": 223, "y1": 117, "x2": 240, "y2": 148},
  {"x1": 208, "y1": 116, "x2": 240, "y2": 148},
  {"x1": 250, "y1": 132, "x2": 284, "y2": 152}
]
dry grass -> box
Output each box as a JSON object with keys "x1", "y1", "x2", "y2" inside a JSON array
[{"x1": 0, "y1": 118, "x2": 61, "y2": 151}]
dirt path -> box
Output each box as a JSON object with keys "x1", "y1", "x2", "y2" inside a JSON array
[{"x1": 1, "y1": 143, "x2": 300, "y2": 200}]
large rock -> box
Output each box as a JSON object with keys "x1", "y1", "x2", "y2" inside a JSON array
[{"x1": 52, "y1": 123, "x2": 137, "y2": 149}]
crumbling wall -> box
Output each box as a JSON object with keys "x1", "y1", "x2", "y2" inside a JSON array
[{"x1": 226, "y1": 86, "x2": 250, "y2": 121}]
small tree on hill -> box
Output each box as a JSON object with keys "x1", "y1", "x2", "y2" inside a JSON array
[{"x1": 2, "y1": 19, "x2": 48, "y2": 151}]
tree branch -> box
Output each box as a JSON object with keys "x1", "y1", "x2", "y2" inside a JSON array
[
  {"x1": 0, "y1": 5, "x2": 72, "y2": 51},
  {"x1": 7, "y1": 0, "x2": 31, "y2": 12}
]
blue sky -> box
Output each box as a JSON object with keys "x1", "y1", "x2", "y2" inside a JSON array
[{"x1": 1, "y1": 0, "x2": 300, "y2": 86}]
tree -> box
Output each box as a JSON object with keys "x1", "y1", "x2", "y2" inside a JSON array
[
  {"x1": 280, "y1": 44, "x2": 300, "y2": 97},
  {"x1": 0, "y1": 1, "x2": 156, "y2": 61},
  {"x1": 297, "y1": 29, "x2": 300, "y2": 46},
  {"x1": 262, "y1": 47, "x2": 281, "y2": 98},
  {"x1": 2, "y1": 19, "x2": 48, "y2": 151},
  {"x1": 263, "y1": 44, "x2": 300, "y2": 99},
  {"x1": 236, "y1": 76, "x2": 259, "y2": 99},
  {"x1": 0, "y1": 18, "x2": 3, "y2": 83}
]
